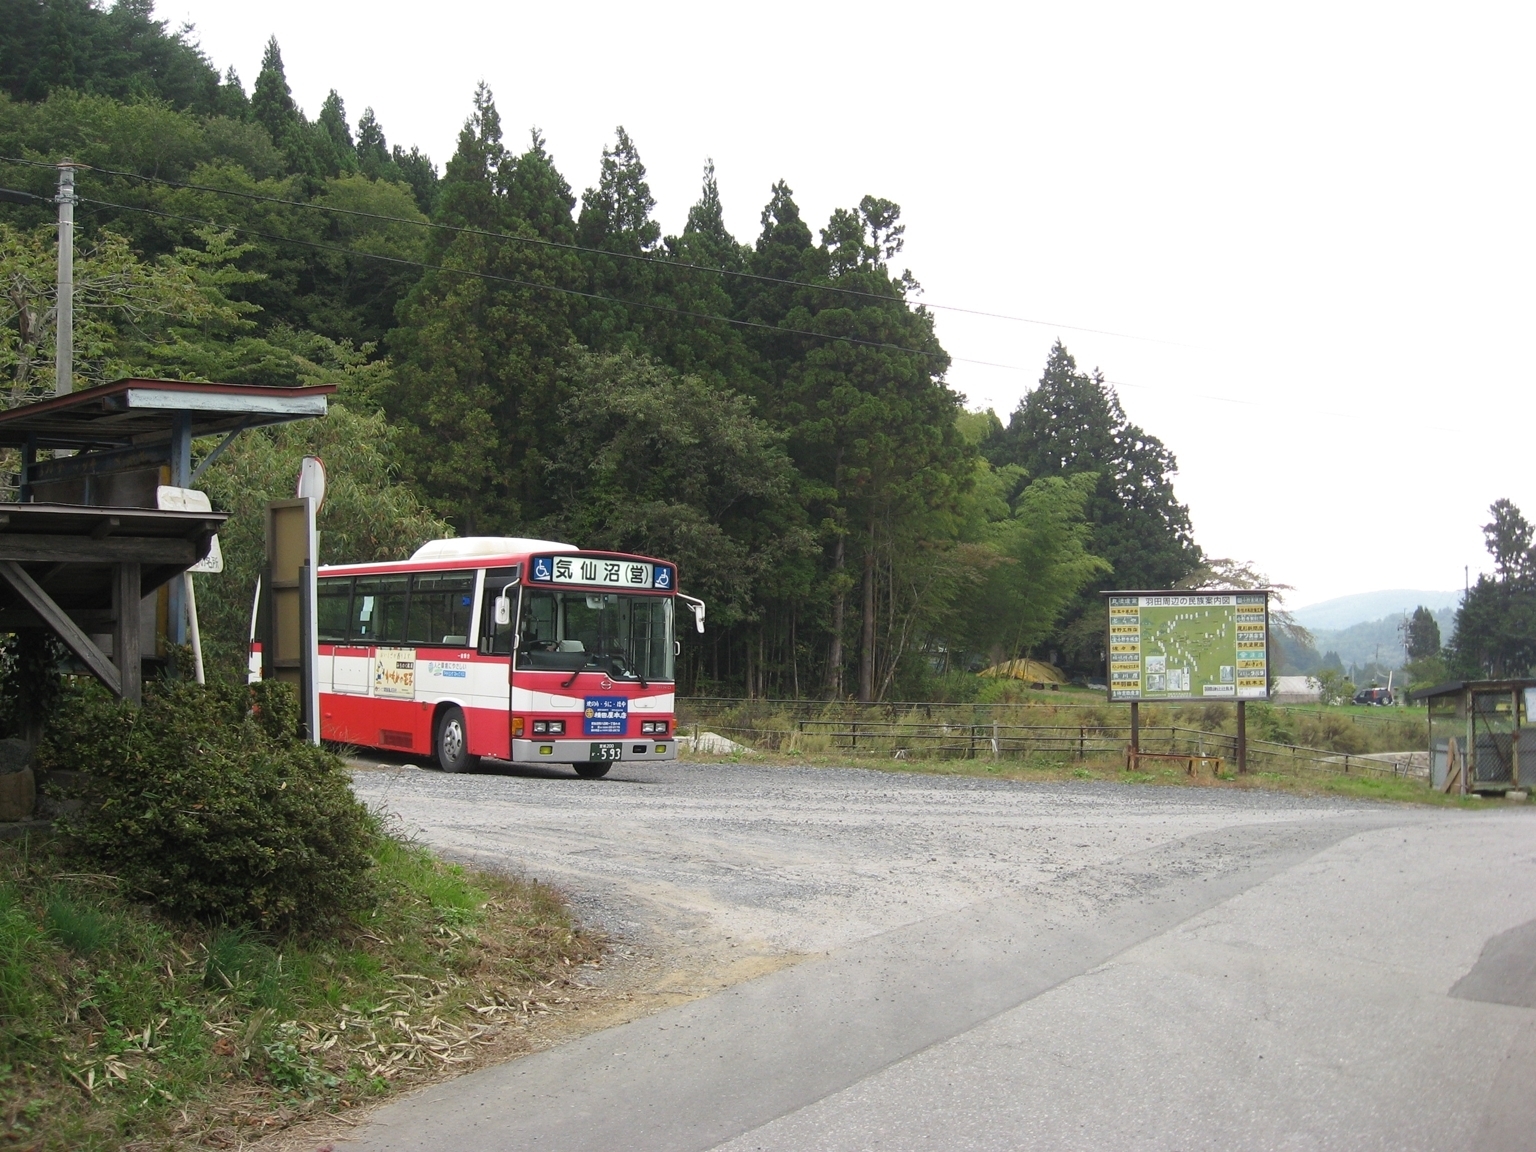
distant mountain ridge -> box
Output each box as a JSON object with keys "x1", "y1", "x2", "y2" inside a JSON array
[
  {"x1": 1305, "y1": 608, "x2": 1457, "y2": 672},
  {"x1": 1291, "y1": 589, "x2": 1461, "y2": 631}
]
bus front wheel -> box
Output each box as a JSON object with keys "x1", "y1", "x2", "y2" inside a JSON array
[
  {"x1": 435, "y1": 706, "x2": 479, "y2": 773},
  {"x1": 573, "y1": 762, "x2": 612, "y2": 779}
]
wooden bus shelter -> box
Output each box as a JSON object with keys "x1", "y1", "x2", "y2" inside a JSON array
[
  {"x1": 0, "y1": 379, "x2": 333, "y2": 702},
  {"x1": 0, "y1": 503, "x2": 225, "y2": 703},
  {"x1": 1410, "y1": 679, "x2": 1536, "y2": 795}
]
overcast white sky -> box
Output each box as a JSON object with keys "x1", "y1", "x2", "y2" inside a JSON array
[{"x1": 164, "y1": 0, "x2": 1535, "y2": 609}]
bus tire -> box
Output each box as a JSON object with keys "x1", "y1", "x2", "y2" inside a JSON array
[
  {"x1": 573, "y1": 761, "x2": 612, "y2": 779},
  {"x1": 435, "y1": 706, "x2": 478, "y2": 773}
]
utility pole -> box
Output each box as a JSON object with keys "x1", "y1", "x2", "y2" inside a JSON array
[{"x1": 55, "y1": 161, "x2": 76, "y2": 395}]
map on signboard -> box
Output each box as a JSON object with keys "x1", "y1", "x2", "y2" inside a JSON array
[{"x1": 1106, "y1": 593, "x2": 1268, "y2": 701}]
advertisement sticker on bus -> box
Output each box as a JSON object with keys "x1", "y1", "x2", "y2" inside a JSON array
[
  {"x1": 375, "y1": 648, "x2": 416, "y2": 699},
  {"x1": 584, "y1": 696, "x2": 628, "y2": 734}
]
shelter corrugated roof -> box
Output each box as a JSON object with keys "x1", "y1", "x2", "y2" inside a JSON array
[
  {"x1": 1409, "y1": 679, "x2": 1536, "y2": 701},
  {"x1": 0, "y1": 378, "x2": 334, "y2": 452}
]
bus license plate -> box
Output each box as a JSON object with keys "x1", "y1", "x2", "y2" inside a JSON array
[{"x1": 589, "y1": 742, "x2": 623, "y2": 761}]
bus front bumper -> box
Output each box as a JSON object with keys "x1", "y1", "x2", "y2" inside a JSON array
[{"x1": 512, "y1": 738, "x2": 677, "y2": 764}]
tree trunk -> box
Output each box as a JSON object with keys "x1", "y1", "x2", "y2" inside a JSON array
[
  {"x1": 826, "y1": 533, "x2": 845, "y2": 697},
  {"x1": 858, "y1": 516, "x2": 876, "y2": 703},
  {"x1": 790, "y1": 605, "x2": 800, "y2": 699}
]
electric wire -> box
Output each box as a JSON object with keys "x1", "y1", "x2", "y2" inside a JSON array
[
  {"x1": 76, "y1": 194, "x2": 1025, "y2": 371},
  {"x1": 0, "y1": 153, "x2": 1179, "y2": 346},
  {"x1": 11, "y1": 160, "x2": 1285, "y2": 409}
]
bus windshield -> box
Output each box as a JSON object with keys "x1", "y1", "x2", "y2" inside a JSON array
[{"x1": 517, "y1": 590, "x2": 674, "y2": 682}]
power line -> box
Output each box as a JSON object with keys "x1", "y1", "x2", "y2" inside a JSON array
[
  {"x1": 14, "y1": 181, "x2": 1283, "y2": 411},
  {"x1": 0, "y1": 153, "x2": 1180, "y2": 347},
  {"x1": 77, "y1": 194, "x2": 1005, "y2": 370}
]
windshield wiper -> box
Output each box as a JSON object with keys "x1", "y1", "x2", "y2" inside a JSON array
[{"x1": 609, "y1": 651, "x2": 645, "y2": 689}]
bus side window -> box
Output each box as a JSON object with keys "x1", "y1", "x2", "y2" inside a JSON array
[
  {"x1": 407, "y1": 571, "x2": 475, "y2": 646},
  {"x1": 353, "y1": 575, "x2": 408, "y2": 644},
  {"x1": 479, "y1": 568, "x2": 519, "y2": 655},
  {"x1": 317, "y1": 577, "x2": 353, "y2": 643}
]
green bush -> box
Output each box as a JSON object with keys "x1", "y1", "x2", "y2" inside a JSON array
[{"x1": 38, "y1": 679, "x2": 377, "y2": 933}]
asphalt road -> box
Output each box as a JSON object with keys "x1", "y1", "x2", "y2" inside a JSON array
[{"x1": 341, "y1": 759, "x2": 1536, "y2": 1151}]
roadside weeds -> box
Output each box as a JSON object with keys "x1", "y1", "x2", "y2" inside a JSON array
[{"x1": 0, "y1": 831, "x2": 616, "y2": 1151}]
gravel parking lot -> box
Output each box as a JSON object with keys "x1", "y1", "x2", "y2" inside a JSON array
[
  {"x1": 350, "y1": 756, "x2": 1378, "y2": 971},
  {"x1": 344, "y1": 758, "x2": 1536, "y2": 1152}
]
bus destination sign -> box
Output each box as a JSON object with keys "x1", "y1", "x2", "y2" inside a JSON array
[
  {"x1": 1104, "y1": 592, "x2": 1269, "y2": 702},
  {"x1": 529, "y1": 554, "x2": 674, "y2": 591}
]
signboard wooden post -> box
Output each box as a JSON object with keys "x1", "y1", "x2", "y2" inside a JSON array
[
  {"x1": 264, "y1": 498, "x2": 319, "y2": 744},
  {"x1": 1103, "y1": 590, "x2": 1271, "y2": 773}
]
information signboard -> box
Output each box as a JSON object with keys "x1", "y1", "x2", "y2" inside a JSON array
[{"x1": 1104, "y1": 591, "x2": 1269, "y2": 701}]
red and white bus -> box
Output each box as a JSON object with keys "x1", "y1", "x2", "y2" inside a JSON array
[{"x1": 257, "y1": 537, "x2": 702, "y2": 777}]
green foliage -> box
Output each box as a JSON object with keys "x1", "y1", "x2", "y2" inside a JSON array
[
  {"x1": 541, "y1": 349, "x2": 813, "y2": 626},
  {"x1": 1405, "y1": 605, "x2": 1441, "y2": 660},
  {"x1": 0, "y1": 221, "x2": 247, "y2": 402},
  {"x1": 1314, "y1": 668, "x2": 1356, "y2": 707},
  {"x1": 0, "y1": 630, "x2": 65, "y2": 738},
  {"x1": 385, "y1": 94, "x2": 582, "y2": 529},
  {"x1": 1403, "y1": 652, "x2": 1449, "y2": 688},
  {"x1": 0, "y1": 0, "x2": 222, "y2": 108},
  {"x1": 39, "y1": 679, "x2": 378, "y2": 932},
  {"x1": 984, "y1": 340, "x2": 1202, "y2": 670},
  {"x1": 963, "y1": 472, "x2": 1110, "y2": 661},
  {"x1": 43, "y1": 892, "x2": 113, "y2": 955},
  {"x1": 1448, "y1": 499, "x2": 1536, "y2": 677}
]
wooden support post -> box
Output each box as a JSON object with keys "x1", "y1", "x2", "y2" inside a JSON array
[
  {"x1": 1237, "y1": 701, "x2": 1247, "y2": 774},
  {"x1": 1512, "y1": 688, "x2": 1520, "y2": 788},
  {"x1": 1130, "y1": 701, "x2": 1140, "y2": 754},
  {"x1": 167, "y1": 410, "x2": 192, "y2": 647},
  {"x1": 0, "y1": 560, "x2": 120, "y2": 695},
  {"x1": 113, "y1": 561, "x2": 141, "y2": 704}
]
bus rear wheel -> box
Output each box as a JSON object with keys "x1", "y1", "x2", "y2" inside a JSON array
[
  {"x1": 573, "y1": 762, "x2": 612, "y2": 779},
  {"x1": 435, "y1": 706, "x2": 479, "y2": 773}
]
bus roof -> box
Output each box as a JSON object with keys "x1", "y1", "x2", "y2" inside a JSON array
[
  {"x1": 318, "y1": 538, "x2": 674, "y2": 581},
  {"x1": 411, "y1": 536, "x2": 575, "y2": 561}
]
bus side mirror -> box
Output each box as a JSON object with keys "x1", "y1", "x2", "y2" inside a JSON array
[{"x1": 494, "y1": 595, "x2": 511, "y2": 626}]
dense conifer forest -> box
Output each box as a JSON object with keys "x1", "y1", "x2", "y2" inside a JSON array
[{"x1": 0, "y1": 0, "x2": 1208, "y2": 698}]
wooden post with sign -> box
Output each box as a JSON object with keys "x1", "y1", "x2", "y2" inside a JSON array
[{"x1": 264, "y1": 498, "x2": 318, "y2": 744}]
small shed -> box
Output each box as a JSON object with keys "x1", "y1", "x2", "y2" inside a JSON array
[
  {"x1": 1273, "y1": 675, "x2": 1321, "y2": 705},
  {"x1": 1409, "y1": 679, "x2": 1536, "y2": 794}
]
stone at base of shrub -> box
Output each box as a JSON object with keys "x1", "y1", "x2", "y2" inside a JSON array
[{"x1": 0, "y1": 766, "x2": 35, "y2": 821}]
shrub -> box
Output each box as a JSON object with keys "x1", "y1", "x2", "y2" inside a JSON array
[{"x1": 39, "y1": 679, "x2": 377, "y2": 933}]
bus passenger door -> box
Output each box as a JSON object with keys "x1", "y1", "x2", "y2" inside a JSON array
[
  {"x1": 475, "y1": 566, "x2": 519, "y2": 759},
  {"x1": 333, "y1": 579, "x2": 372, "y2": 695}
]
